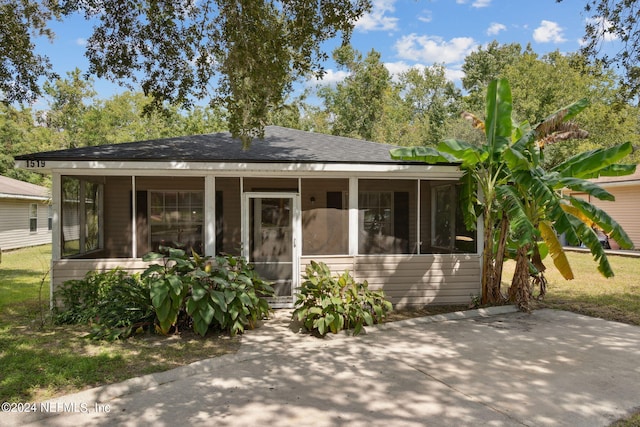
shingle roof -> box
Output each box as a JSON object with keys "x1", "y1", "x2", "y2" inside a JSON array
[
  {"x1": 15, "y1": 126, "x2": 429, "y2": 165},
  {"x1": 0, "y1": 175, "x2": 49, "y2": 199}
]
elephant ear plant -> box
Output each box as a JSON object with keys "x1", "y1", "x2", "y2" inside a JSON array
[
  {"x1": 292, "y1": 261, "x2": 392, "y2": 336},
  {"x1": 142, "y1": 248, "x2": 274, "y2": 337}
]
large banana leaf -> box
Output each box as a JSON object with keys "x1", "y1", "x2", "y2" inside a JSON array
[
  {"x1": 565, "y1": 213, "x2": 614, "y2": 277},
  {"x1": 569, "y1": 197, "x2": 634, "y2": 249},
  {"x1": 437, "y1": 139, "x2": 488, "y2": 167},
  {"x1": 538, "y1": 220, "x2": 574, "y2": 280},
  {"x1": 484, "y1": 78, "x2": 512, "y2": 159},
  {"x1": 389, "y1": 146, "x2": 457, "y2": 163},
  {"x1": 459, "y1": 170, "x2": 479, "y2": 231},
  {"x1": 495, "y1": 184, "x2": 537, "y2": 244},
  {"x1": 556, "y1": 177, "x2": 615, "y2": 201},
  {"x1": 535, "y1": 98, "x2": 590, "y2": 137},
  {"x1": 553, "y1": 142, "x2": 634, "y2": 178}
]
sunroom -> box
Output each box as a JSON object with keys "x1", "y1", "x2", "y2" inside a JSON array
[{"x1": 16, "y1": 126, "x2": 481, "y2": 308}]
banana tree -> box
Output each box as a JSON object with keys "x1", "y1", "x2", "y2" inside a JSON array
[
  {"x1": 391, "y1": 78, "x2": 514, "y2": 304},
  {"x1": 391, "y1": 77, "x2": 636, "y2": 308},
  {"x1": 498, "y1": 90, "x2": 636, "y2": 308},
  {"x1": 503, "y1": 141, "x2": 635, "y2": 307}
]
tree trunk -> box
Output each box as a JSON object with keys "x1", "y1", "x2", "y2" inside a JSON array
[
  {"x1": 491, "y1": 212, "x2": 509, "y2": 302},
  {"x1": 509, "y1": 244, "x2": 532, "y2": 311},
  {"x1": 481, "y1": 210, "x2": 505, "y2": 305}
]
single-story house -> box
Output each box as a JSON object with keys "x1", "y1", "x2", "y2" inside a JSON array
[
  {"x1": 564, "y1": 168, "x2": 640, "y2": 250},
  {"x1": 15, "y1": 126, "x2": 481, "y2": 308},
  {"x1": 0, "y1": 175, "x2": 51, "y2": 252}
]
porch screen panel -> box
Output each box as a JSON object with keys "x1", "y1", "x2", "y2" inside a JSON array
[
  {"x1": 358, "y1": 180, "x2": 416, "y2": 254},
  {"x1": 422, "y1": 181, "x2": 477, "y2": 254},
  {"x1": 61, "y1": 176, "x2": 103, "y2": 258},
  {"x1": 216, "y1": 177, "x2": 241, "y2": 256},
  {"x1": 149, "y1": 190, "x2": 203, "y2": 254},
  {"x1": 301, "y1": 178, "x2": 348, "y2": 255}
]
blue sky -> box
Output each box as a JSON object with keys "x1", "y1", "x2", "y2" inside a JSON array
[{"x1": 34, "y1": 0, "x2": 610, "y2": 103}]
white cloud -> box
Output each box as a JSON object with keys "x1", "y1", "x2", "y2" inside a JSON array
[
  {"x1": 355, "y1": 0, "x2": 399, "y2": 32},
  {"x1": 76, "y1": 38, "x2": 88, "y2": 46},
  {"x1": 487, "y1": 22, "x2": 506, "y2": 36},
  {"x1": 312, "y1": 69, "x2": 350, "y2": 85},
  {"x1": 456, "y1": 0, "x2": 492, "y2": 7},
  {"x1": 586, "y1": 17, "x2": 619, "y2": 42},
  {"x1": 533, "y1": 20, "x2": 567, "y2": 43},
  {"x1": 395, "y1": 34, "x2": 477, "y2": 64},
  {"x1": 385, "y1": 61, "x2": 464, "y2": 85},
  {"x1": 471, "y1": 0, "x2": 491, "y2": 7},
  {"x1": 418, "y1": 10, "x2": 433, "y2": 23}
]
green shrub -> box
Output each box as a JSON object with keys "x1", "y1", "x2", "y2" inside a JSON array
[
  {"x1": 53, "y1": 249, "x2": 273, "y2": 339},
  {"x1": 54, "y1": 269, "x2": 155, "y2": 340},
  {"x1": 292, "y1": 261, "x2": 392, "y2": 336},
  {"x1": 142, "y1": 248, "x2": 274, "y2": 337}
]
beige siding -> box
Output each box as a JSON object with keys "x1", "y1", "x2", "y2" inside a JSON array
[
  {"x1": 585, "y1": 186, "x2": 640, "y2": 249},
  {"x1": 301, "y1": 254, "x2": 481, "y2": 307},
  {"x1": 52, "y1": 258, "x2": 151, "y2": 294},
  {"x1": 568, "y1": 186, "x2": 640, "y2": 249},
  {"x1": 0, "y1": 199, "x2": 51, "y2": 250}
]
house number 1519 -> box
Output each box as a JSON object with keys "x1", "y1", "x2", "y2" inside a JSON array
[{"x1": 26, "y1": 160, "x2": 45, "y2": 168}]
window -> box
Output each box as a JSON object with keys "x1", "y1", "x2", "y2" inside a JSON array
[
  {"x1": 149, "y1": 191, "x2": 203, "y2": 254},
  {"x1": 358, "y1": 179, "x2": 413, "y2": 254},
  {"x1": 29, "y1": 204, "x2": 38, "y2": 232},
  {"x1": 430, "y1": 183, "x2": 477, "y2": 253},
  {"x1": 432, "y1": 185, "x2": 455, "y2": 249},
  {"x1": 62, "y1": 176, "x2": 103, "y2": 257},
  {"x1": 48, "y1": 205, "x2": 53, "y2": 231}
]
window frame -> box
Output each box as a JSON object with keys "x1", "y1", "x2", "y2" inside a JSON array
[
  {"x1": 148, "y1": 189, "x2": 204, "y2": 254},
  {"x1": 29, "y1": 203, "x2": 38, "y2": 233}
]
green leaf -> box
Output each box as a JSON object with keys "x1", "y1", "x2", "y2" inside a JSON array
[
  {"x1": 191, "y1": 283, "x2": 207, "y2": 302},
  {"x1": 210, "y1": 290, "x2": 228, "y2": 311},
  {"x1": 166, "y1": 275, "x2": 183, "y2": 296},
  {"x1": 389, "y1": 146, "x2": 457, "y2": 164},
  {"x1": 553, "y1": 142, "x2": 634, "y2": 178},
  {"x1": 142, "y1": 252, "x2": 165, "y2": 262},
  {"x1": 484, "y1": 78, "x2": 512, "y2": 156},
  {"x1": 557, "y1": 178, "x2": 614, "y2": 201},
  {"x1": 437, "y1": 139, "x2": 488, "y2": 167}
]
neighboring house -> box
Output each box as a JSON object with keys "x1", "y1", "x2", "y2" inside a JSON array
[
  {"x1": 15, "y1": 126, "x2": 481, "y2": 307},
  {"x1": 0, "y1": 175, "x2": 51, "y2": 251},
  {"x1": 564, "y1": 168, "x2": 640, "y2": 250}
]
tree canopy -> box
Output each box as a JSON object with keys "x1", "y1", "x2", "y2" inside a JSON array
[
  {"x1": 559, "y1": 0, "x2": 640, "y2": 102},
  {"x1": 1, "y1": 0, "x2": 371, "y2": 144}
]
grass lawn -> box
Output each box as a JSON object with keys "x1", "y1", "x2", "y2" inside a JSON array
[
  {"x1": 502, "y1": 249, "x2": 640, "y2": 326},
  {"x1": 2, "y1": 245, "x2": 640, "y2": 423},
  {"x1": 0, "y1": 245, "x2": 240, "y2": 403}
]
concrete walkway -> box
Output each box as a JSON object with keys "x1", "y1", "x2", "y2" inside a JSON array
[{"x1": 5, "y1": 307, "x2": 640, "y2": 427}]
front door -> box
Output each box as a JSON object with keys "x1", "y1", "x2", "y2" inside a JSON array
[{"x1": 243, "y1": 193, "x2": 299, "y2": 307}]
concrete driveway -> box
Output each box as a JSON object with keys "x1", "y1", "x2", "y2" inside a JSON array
[{"x1": 6, "y1": 307, "x2": 640, "y2": 427}]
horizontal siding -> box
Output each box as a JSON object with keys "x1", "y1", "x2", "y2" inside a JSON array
[
  {"x1": 0, "y1": 199, "x2": 51, "y2": 250},
  {"x1": 52, "y1": 258, "x2": 151, "y2": 293},
  {"x1": 569, "y1": 187, "x2": 640, "y2": 249},
  {"x1": 52, "y1": 254, "x2": 481, "y2": 307},
  {"x1": 300, "y1": 254, "x2": 481, "y2": 307},
  {"x1": 589, "y1": 186, "x2": 640, "y2": 249}
]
